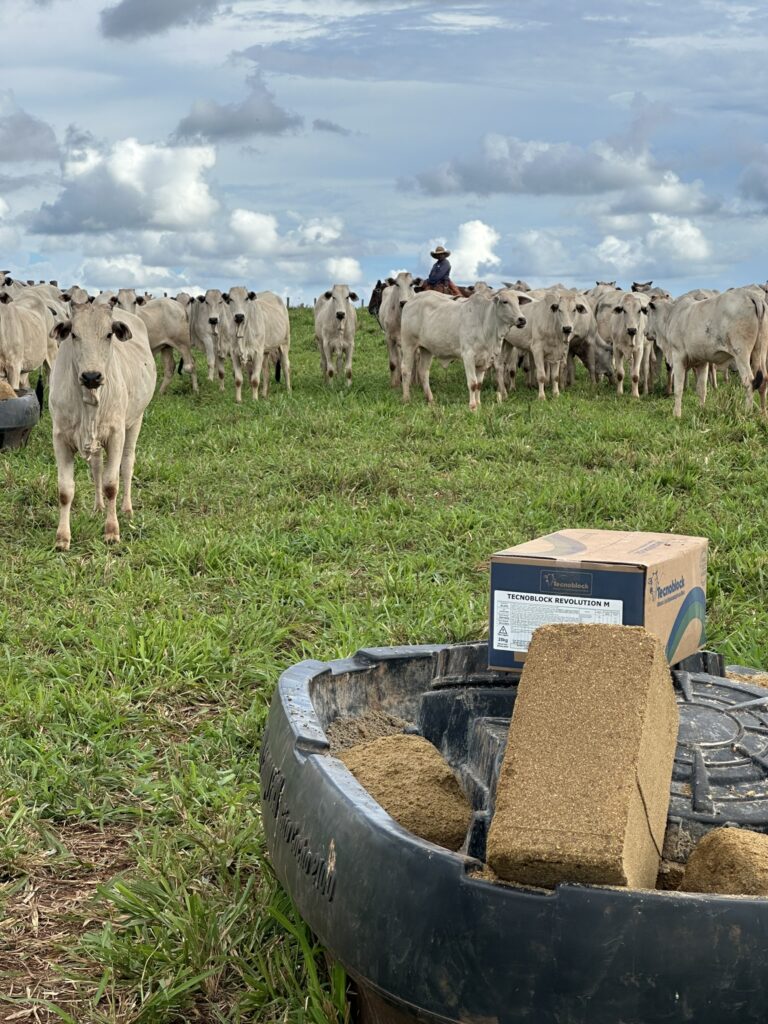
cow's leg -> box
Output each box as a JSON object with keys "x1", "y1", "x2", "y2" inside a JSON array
[
  {"x1": 325, "y1": 342, "x2": 335, "y2": 384},
  {"x1": 231, "y1": 349, "x2": 243, "y2": 404},
  {"x1": 400, "y1": 343, "x2": 417, "y2": 403},
  {"x1": 102, "y1": 427, "x2": 125, "y2": 544},
  {"x1": 640, "y1": 344, "x2": 650, "y2": 395},
  {"x1": 672, "y1": 355, "x2": 687, "y2": 418},
  {"x1": 531, "y1": 349, "x2": 547, "y2": 400},
  {"x1": 278, "y1": 346, "x2": 291, "y2": 393},
  {"x1": 387, "y1": 334, "x2": 401, "y2": 388},
  {"x1": 694, "y1": 364, "x2": 709, "y2": 407},
  {"x1": 89, "y1": 450, "x2": 104, "y2": 512},
  {"x1": 250, "y1": 349, "x2": 264, "y2": 400},
  {"x1": 53, "y1": 431, "x2": 76, "y2": 551},
  {"x1": 344, "y1": 344, "x2": 353, "y2": 387},
  {"x1": 180, "y1": 343, "x2": 199, "y2": 393},
  {"x1": 5, "y1": 363, "x2": 20, "y2": 390},
  {"x1": 549, "y1": 361, "x2": 561, "y2": 398},
  {"x1": 494, "y1": 354, "x2": 508, "y2": 402},
  {"x1": 120, "y1": 416, "x2": 143, "y2": 517},
  {"x1": 463, "y1": 353, "x2": 480, "y2": 411},
  {"x1": 317, "y1": 337, "x2": 328, "y2": 380},
  {"x1": 709, "y1": 362, "x2": 718, "y2": 390},
  {"x1": 217, "y1": 352, "x2": 226, "y2": 392},
  {"x1": 733, "y1": 354, "x2": 755, "y2": 414},
  {"x1": 158, "y1": 346, "x2": 175, "y2": 394},
  {"x1": 630, "y1": 348, "x2": 643, "y2": 399}
]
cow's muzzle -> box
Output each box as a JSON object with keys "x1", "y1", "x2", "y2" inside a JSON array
[
  {"x1": 627, "y1": 327, "x2": 638, "y2": 337},
  {"x1": 234, "y1": 313, "x2": 245, "y2": 325},
  {"x1": 80, "y1": 371, "x2": 103, "y2": 389},
  {"x1": 562, "y1": 325, "x2": 573, "y2": 335},
  {"x1": 208, "y1": 317, "x2": 219, "y2": 326},
  {"x1": 516, "y1": 316, "x2": 527, "y2": 328},
  {"x1": 336, "y1": 311, "x2": 345, "y2": 321}
]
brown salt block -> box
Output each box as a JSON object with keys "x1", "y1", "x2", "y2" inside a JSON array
[
  {"x1": 340, "y1": 733, "x2": 472, "y2": 851},
  {"x1": 680, "y1": 827, "x2": 768, "y2": 897},
  {"x1": 486, "y1": 623, "x2": 679, "y2": 889}
]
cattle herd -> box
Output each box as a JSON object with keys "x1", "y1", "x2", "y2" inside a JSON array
[{"x1": 0, "y1": 270, "x2": 766, "y2": 550}]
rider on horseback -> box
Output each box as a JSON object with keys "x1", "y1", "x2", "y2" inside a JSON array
[{"x1": 426, "y1": 245, "x2": 462, "y2": 296}]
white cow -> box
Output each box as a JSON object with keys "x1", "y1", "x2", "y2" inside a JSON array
[
  {"x1": 0, "y1": 293, "x2": 48, "y2": 389},
  {"x1": 113, "y1": 289, "x2": 198, "y2": 394},
  {"x1": 314, "y1": 284, "x2": 358, "y2": 386},
  {"x1": 400, "y1": 288, "x2": 530, "y2": 410},
  {"x1": 189, "y1": 289, "x2": 233, "y2": 387},
  {"x1": 649, "y1": 288, "x2": 768, "y2": 418},
  {"x1": 48, "y1": 302, "x2": 156, "y2": 550},
  {"x1": 7, "y1": 286, "x2": 68, "y2": 373},
  {"x1": 499, "y1": 290, "x2": 581, "y2": 400},
  {"x1": 595, "y1": 291, "x2": 649, "y2": 398},
  {"x1": 378, "y1": 272, "x2": 419, "y2": 388}
]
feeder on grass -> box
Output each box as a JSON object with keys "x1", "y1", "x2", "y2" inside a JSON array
[
  {"x1": 0, "y1": 385, "x2": 41, "y2": 450},
  {"x1": 261, "y1": 642, "x2": 768, "y2": 1024}
]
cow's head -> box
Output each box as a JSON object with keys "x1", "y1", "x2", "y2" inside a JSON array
[
  {"x1": 494, "y1": 287, "x2": 531, "y2": 331},
  {"x1": 226, "y1": 286, "x2": 258, "y2": 343},
  {"x1": 50, "y1": 302, "x2": 132, "y2": 404},
  {"x1": 322, "y1": 284, "x2": 357, "y2": 327},
  {"x1": 612, "y1": 293, "x2": 648, "y2": 347},
  {"x1": 195, "y1": 289, "x2": 228, "y2": 340}
]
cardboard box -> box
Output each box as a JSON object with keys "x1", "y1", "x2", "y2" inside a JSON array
[
  {"x1": 489, "y1": 529, "x2": 708, "y2": 674},
  {"x1": 486, "y1": 623, "x2": 679, "y2": 889}
]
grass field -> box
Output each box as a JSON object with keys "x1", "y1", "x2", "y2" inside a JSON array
[{"x1": 2, "y1": 306, "x2": 768, "y2": 1021}]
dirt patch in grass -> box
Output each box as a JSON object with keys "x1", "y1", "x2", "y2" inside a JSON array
[{"x1": 0, "y1": 823, "x2": 136, "y2": 1022}]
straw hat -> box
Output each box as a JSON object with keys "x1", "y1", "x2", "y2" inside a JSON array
[{"x1": 430, "y1": 245, "x2": 451, "y2": 259}]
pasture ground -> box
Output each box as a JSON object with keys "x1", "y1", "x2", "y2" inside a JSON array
[{"x1": 1, "y1": 307, "x2": 768, "y2": 1021}]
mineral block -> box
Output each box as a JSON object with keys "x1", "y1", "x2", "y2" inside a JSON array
[{"x1": 486, "y1": 624, "x2": 679, "y2": 889}]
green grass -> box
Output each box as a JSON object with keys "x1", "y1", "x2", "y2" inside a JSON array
[{"x1": 1, "y1": 308, "x2": 768, "y2": 1019}]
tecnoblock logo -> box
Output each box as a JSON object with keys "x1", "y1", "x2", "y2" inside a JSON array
[
  {"x1": 540, "y1": 570, "x2": 593, "y2": 595},
  {"x1": 648, "y1": 569, "x2": 686, "y2": 604}
]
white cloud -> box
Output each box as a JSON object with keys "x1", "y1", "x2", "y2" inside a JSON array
[
  {"x1": 646, "y1": 213, "x2": 710, "y2": 262},
  {"x1": 230, "y1": 209, "x2": 281, "y2": 254},
  {"x1": 594, "y1": 235, "x2": 637, "y2": 274},
  {"x1": 32, "y1": 137, "x2": 218, "y2": 234},
  {"x1": 78, "y1": 253, "x2": 189, "y2": 291},
  {"x1": 446, "y1": 219, "x2": 500, "y2": 279},
  {"x1": 299, "y1": 216, "x2": 343, "y2": 244},
  {"x1": 325, "y1": 256, "x2": 362, "y2": 283}
]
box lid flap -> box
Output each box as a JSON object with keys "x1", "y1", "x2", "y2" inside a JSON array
[{"x1": 494, "y1": 529, "x2": 708, "y2": 567}]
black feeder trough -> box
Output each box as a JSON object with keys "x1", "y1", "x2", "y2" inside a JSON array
[
  {"x1": 260, "y1": 644, "x2": 768, "y2": 1024},
  {"x1": 0, "y1": 387, "x2": 41, "y2": 450}
]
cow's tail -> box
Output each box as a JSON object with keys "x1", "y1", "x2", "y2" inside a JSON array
[
  {"x1": 275, "y1": 356, "x2": 282, "y2": 382},
  {"x1": 177, "y1": 355, "x2": 184, "y2": 376},
  {"x1": 750, "y1": 292, "x2": 768, "y2": 389}
]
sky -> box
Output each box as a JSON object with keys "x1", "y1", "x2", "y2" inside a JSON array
[{"x1": 2, "y1": 0, "x2": 768, "y2": 301}]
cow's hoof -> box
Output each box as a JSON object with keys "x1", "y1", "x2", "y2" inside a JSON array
[
  {"x1": 105, "y1": 530, "x2": 120, "y2": 545},
  {"x1": 55, "y1": 536, "x2": 70, "y2": 552}
]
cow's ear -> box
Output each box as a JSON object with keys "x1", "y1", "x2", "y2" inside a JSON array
[
  {"x1": 349, "y1": 291, "x2": 358, "y2": 302},
  {"x1": 413, "y1": 277, "x2": 423, "y2": 286},
  {"x1": 324, "y1": 290, "x2": 332, "y2": 299},
  {"x1": 109, "y1": 295, "x2": 119, "y2": 306},
  {"x1": 641, "y1": 306, "x2": 649, "y2": 315},
  {"x1": 550, "y1": 302, "x2": 559, "y2": 312},
  {"x1": 111, "y1": 321, "x2": 132, "y2": 342},
  {"x1": 386, "y1": 277, "x2": 395, "y2": 286},
  {"x1": 50, "y1": 320, "x2": 71, "y2": 340},
  {"x1": 613, "y1": 306, "x2": 623, "y2": 314},
  {"x1": 248, "y1": 291, "x2": 256, "y2": 300},
  {"x1": 518, "y1": 294, "x2": 532, "y2": 305},
  {"x1": 61, "y1": 293, "x2": 71, "y2": 302},
  {"x1": 222, "y1": 293, "x2": 231, "y2": 303},
  {"x1": 3, "y1": 276, "x2": 11, "y2": 284},
  {"x1": 649, "y1": 301, "x2": 656, "y2": 310},
  {"x1": 575, "y1": 303, "x2": 587, "y2": 314},
  {"x1": 0, "y1": 292, "x2": 11, "y2": 304},
  {"x1": 196, "y1": 294, "x2": 205, "y2": 302},
  {"x1": 88, "y1": 295, "x2": 95, "y2": 303},
  {"x1": 136, "y1": 295, "x2": 146, "y2": 305}
]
